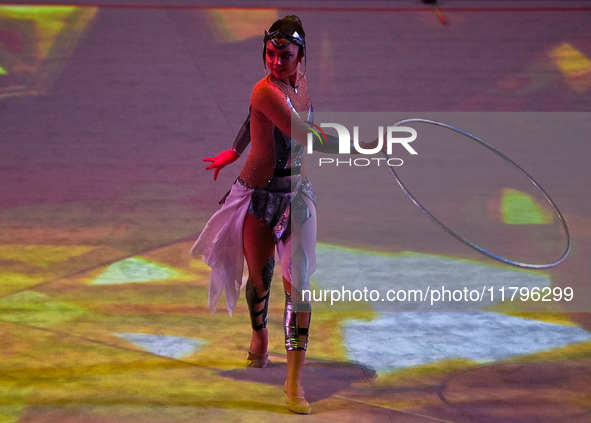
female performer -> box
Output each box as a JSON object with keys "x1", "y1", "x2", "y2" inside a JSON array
[{"x1": 192, "y1": 15, "x2": 358, "y2": 414}]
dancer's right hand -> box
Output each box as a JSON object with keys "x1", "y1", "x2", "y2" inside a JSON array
[{"x1": 203, "y1": 149, "x2": 240, "y2": 181}]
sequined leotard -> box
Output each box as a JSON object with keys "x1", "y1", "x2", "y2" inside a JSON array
[{"x1": 234, "y1": 74, "x2": 316, "y2": 243}]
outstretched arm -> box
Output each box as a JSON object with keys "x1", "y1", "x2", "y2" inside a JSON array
[{"x1": 203, "y1": 112, "x2": 252, "y2": 181}]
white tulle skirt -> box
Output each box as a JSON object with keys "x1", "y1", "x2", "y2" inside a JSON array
[{"x1": 190, "y1": 181, "x2": 317, "y2": 315}]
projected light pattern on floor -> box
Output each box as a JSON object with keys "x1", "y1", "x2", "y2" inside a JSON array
[
  {"x1": 0, "y1": 216, "x2": 588, "y2": 422},
  {"x1": 0, "y1": 5, "x2": 97, "y2": 98},
  {"x1": 343, "y1": 312, "x2": 591, "y2": 373},
  {"x1": 500, "y1": 188, "x2": 554, "y2": 225},
  {"x1": 0, "y1": 245, "x2": 95, "y2": 267},
  {"x1": 0, "y1": 290, "x2": 87, "y2": 327},
  {"x1": 550, "y1": 43, "x2": 591, "y2": 93},
  {"x1": 312, "y1": 244, "x2": 551, "y2": 312},
  {"x1": 92, "y1": 257, "x2": 191, "y2": 285},
  {"x1": 115, "y1": 333, "x2": 208, "y2": 359}
]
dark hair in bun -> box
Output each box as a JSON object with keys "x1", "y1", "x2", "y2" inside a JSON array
[{"x1": 269, "y1": 15, "x2": 305, "y2": 43}]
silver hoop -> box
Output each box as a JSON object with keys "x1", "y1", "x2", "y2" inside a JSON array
[{"x1": 385, "y1": 118, "x2": 571, "y2": 269}]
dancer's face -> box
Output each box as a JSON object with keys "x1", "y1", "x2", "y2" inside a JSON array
[{"x1": 265, "y1": 41, "x2": 302, "y2": 83}]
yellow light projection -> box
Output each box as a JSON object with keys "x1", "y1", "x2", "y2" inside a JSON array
[
  {"x1": 0, "y1": 245, "x2": 95, "y2": 267},
  {"x1": 500, "y1": 188, "x2": 554, "y2": 225},
  {"x1": 0, "y1": 5, "x2": 97, "y2": 98},
  {"x1": 0, "y1": 405, "x2": 25, "y2": 423},
  {"x1": 550, "y1": 42, "x2": 591, "y2": 93},
  {"x1": 0, "y1": 271, "x2": 46, "y2": 297},
  {"x1": 92, "y1": 257, "x2": 195, "y2": 285},
  {"x1": 0, "y1": 290, "x2": 88, "y2": 327},
  {"x1": 201, "y1": 9, "x2": 278, "y2": 43}
]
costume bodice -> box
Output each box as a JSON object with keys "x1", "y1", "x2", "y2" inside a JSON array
[
  {"x1": 267, "y1": 73, "x2": 311, "y2": 171},
  {"x1": 272, "y1": 96, "x2": 312, "y2": 170},
  {"x1": 236, "y1": 74, "x2": 311, "y2": 188}
]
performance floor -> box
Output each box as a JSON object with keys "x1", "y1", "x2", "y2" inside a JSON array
[{"x1": 1, "y1": 1, "x2": 591, "y2": 422}]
